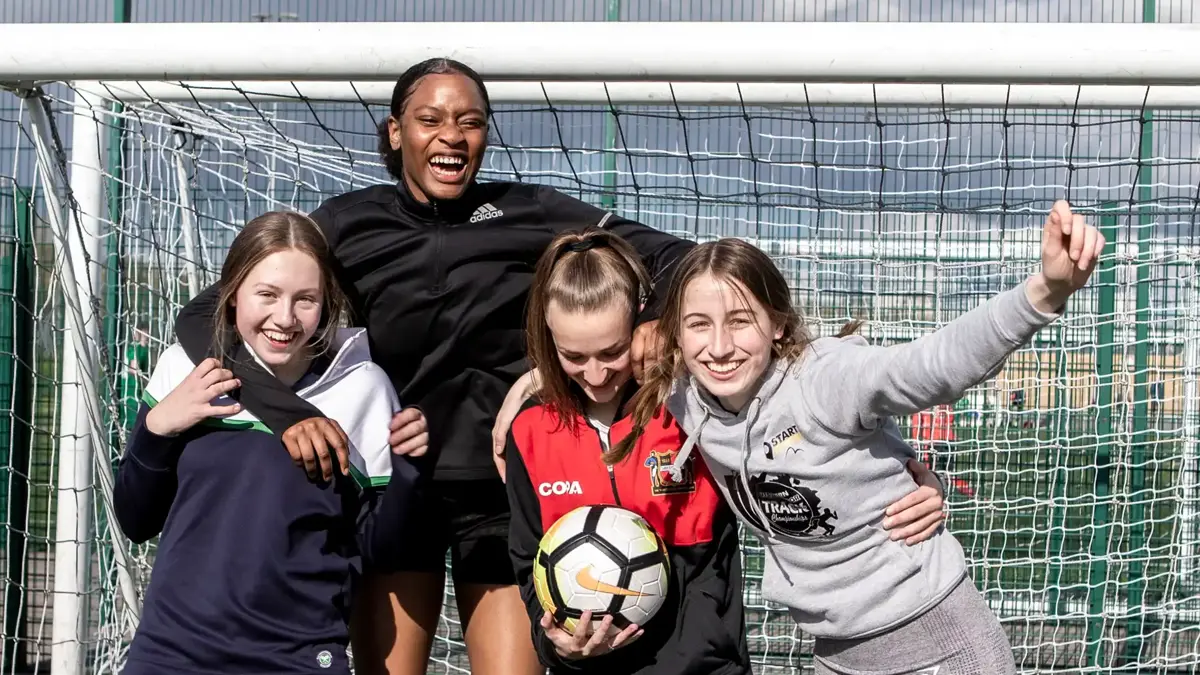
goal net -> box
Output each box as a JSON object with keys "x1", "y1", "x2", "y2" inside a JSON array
[{"x1": 2, "y1": 20, "x2": 1200, "y2": 675}]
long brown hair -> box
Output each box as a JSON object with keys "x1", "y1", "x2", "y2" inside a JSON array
[
  {"x1": 212, "y1": 210, "x2": 351, "y2": 362},
  {"x1": 525, "y1": 228, "x2": 653, "y2": 442},
  {"x1": 612, "y1": 238, "x2": 840, "y2": 461}
]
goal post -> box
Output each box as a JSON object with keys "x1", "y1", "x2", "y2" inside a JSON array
[{"x1": 2, "y1": 20, "x2": 1200, "y2": 675}]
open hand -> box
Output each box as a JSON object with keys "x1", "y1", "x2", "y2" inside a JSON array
[
  {"x1": 540, "y1": 610, "x2": 641, "y2": 660},
  {"x1": 883, "y1": 459, "x2": 947, "y2": 546},
  {"x1": 389, "y1": 407, "x2": 428, "y2": 457},
  {"x1": 145, "y1": 358, "x2": 241, "y2": 437},
  {"x1": 282, "y1": 417, "x2": 350, "y2": 482}
]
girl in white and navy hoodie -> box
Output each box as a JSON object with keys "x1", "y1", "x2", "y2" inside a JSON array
[
  {"x1": 619, "y1": 201, "x2": 1105, "y2": 675},
  {"x1": 114, "y1": 211, "x2": 420, "y2": 675}
]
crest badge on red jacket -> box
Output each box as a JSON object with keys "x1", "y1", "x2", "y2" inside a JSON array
[{"x1": 645, "y1": 449, "x2": 696, "y2": 496}]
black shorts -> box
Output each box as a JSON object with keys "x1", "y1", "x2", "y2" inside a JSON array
[{"x1": 390, "y1": 478, "x2": 516, "y2": 586}]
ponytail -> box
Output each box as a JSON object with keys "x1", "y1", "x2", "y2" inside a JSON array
[{"x1": 526, "y1": 227, "x2": 653, "y2": 432}]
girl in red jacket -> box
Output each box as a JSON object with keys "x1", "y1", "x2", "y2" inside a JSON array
[{"x1": 501, "y1": 229, "x2": 947, "y2": 674}]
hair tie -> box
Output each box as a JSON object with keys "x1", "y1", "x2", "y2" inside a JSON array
[{"x1": 566, "y1": 238, "x2": 602, "y2": 253}]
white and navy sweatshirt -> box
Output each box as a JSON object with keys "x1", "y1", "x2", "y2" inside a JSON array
[{"x1": 114, "y1": 328, "x2": 420, "y2": 675}]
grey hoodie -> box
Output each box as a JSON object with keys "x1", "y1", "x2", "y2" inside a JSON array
[{"x1": 667, "y1": 279, "x2": 1061, "y2": 639}]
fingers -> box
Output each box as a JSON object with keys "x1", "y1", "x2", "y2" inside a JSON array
[
  {"x1": 192, "y1": 357, "x2": 222, "y2": 378},
  {"x1": 299, "y1": 422, "x2": 335, "y2": 482},
  {"x1": 204, "y1": 401, "x2": 242, "y2": 417},
  {"x1": 883, "y1": 487, "x2": 926, "y2": 522},
  {"x1": 1047, "y1": 199, "x2": 1072, "y2": 236},
  {"x1": 491, "y1": 425, "x2": 506, "y2": 458},
  {"x1": 541, "y1": 612, "x2": 572, "y2": 655},
  {"x1": 286, "y1": 425, "x2": 320, "y2": 480},
  {"x1": 389, "y1": 407, "x2": 423, "y2": 432},
  {"x1": 1068, "y1": 212, "x2": 1086, "y2": 263},
  {"x1": 569, "y1": 611, "x2": 593, "y2": 654},
  {"x1": 629, "y1": 328, "x2": 646, "y2": 383},
  {"x1": 1077, "y1": 222, "x2": 1099, "y2": 272},
  {"x1": 885, "y1": 488, "x2": 942, "y2": 534},
  {"x1": 493, "y1": 451, "x2": 507, "y2": 484},
  {"x1": 393, "y1": 429, "x2": 429, "y2": 456},
  {"x1": 389, "y1": 408, "x2": 427, "y2": 452},
  {"x1": 581, "y1": 615, "x2": 613, "y2": 656},
  {"x1": 206, "y1": 376, "x2": 242, "y2": 399},
  {"x1": 898, "y1": 510, "x2": 947, "y2": 545},
  {"x1": 610, "y1": 623, "x2": 641, "y2": 649},
  {"x1": 324, "y1": 420, "x2": 351, "y2": 476}
]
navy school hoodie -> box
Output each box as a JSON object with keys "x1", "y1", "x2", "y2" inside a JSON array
[{"x1": 113, "y1": 329, "x2": 420, "y2": 674}]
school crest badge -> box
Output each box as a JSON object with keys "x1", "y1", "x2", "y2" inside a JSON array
[{"x1": 645, "y1": 449, "x2": 696, "y2": 496}]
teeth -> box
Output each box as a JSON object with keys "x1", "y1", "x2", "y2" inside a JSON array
[
  {"x1": 430, "y1": 156, "x2": 465, "y2": 166},
  {"x1": 707, "y1": 361, "x2": 742, "y2": 373},
  {"x1": 264, "y1": 330, "x2": 294, "y2": 343}
]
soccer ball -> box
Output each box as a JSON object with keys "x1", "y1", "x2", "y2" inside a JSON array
[{"x1": 533, "y1": 505, "x2": 670, "y2": 636}]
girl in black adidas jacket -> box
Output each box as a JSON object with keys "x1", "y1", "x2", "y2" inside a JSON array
[{"x1": 172, "y1": 58, "x2": 695, "y2": 675}]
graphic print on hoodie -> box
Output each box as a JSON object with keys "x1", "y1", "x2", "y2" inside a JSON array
[{"x1": 668, "y1": 280, "x2": 1061, "y2": 640}]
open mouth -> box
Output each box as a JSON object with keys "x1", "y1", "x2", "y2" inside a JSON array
[
  {"x1": 703, "y1": 360, "x2": 744, "y2": 380},
  {"x1": 429, "y1": 154, "x2": 467, "y2": 181},
  {"x1": 262, "y1": 329, "x2": 299, "y2": 350}
]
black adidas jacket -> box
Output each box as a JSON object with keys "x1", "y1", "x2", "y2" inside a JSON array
[{"x1": 173, "y1": 179, "x2": 695, "y2": 481}]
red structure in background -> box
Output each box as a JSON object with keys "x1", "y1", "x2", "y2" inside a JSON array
[{"x1": 911, "y1": 404, "x2": 976, "y2": 498}]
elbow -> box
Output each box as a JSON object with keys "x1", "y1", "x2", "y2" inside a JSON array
[{"x1": 114, "y1": 504, "x2": 159, "y2": 545}]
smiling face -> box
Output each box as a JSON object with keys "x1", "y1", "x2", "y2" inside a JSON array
[
  {"x1": 678, "y1": 272, "x2": 782, "y2": 412},
  {"x1": 232, "y1": 249, "x2": 324, "y2": 386},
  {"x1": 546, "y1": 299, "x2": 634, "y2": 406},
  {"x1": 389, "y1": 72, "x2": 488, "y2": 203}
]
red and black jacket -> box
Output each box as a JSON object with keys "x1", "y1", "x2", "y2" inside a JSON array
[{"x1": 505, "y1": 396, "x2": 751, "y2": 675}]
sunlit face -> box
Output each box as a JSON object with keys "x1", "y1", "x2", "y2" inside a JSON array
[
  {"x1": 390, "y1": 73, "x2": 488, "y2": 203},
  {"x1": 546, "y1": 300, "x2": 635, "y2": 405},
  {"x1": 678, "y1": 272, "x2": 782, "y2": 412},
  {"x1": 232, "y1": 249, "x2": 324, "y2": 385}
]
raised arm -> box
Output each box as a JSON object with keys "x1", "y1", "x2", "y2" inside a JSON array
[{"x1": 806, "y1": 201, "x2": 1105, "y2": 436}]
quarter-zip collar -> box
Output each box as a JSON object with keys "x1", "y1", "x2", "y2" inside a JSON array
[{"x1": 392, "y1": 174, "x2": 481, "y2": 223}]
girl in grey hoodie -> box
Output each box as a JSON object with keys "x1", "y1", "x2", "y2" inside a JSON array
[{"x1": 617, "y1": 201, "x2": 1105, "y2": 675}]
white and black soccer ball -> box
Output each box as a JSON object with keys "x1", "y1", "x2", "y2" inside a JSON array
[{"x1": 533, "y1": 505, "x2": 670, "y2": 636}]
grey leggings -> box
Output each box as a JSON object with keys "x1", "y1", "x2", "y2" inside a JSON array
[{"x1": 811, "y1": 579, "x2": 1016, "y2": 675}]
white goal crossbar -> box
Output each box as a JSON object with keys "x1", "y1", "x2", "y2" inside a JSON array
[{"x1": 0, "y1": 22, "x2": 1199, "y2": 84}]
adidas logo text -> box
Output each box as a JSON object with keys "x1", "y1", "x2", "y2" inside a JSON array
[{"x1": 470, "y1": 203, "x2": 504, "y2": 223}]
